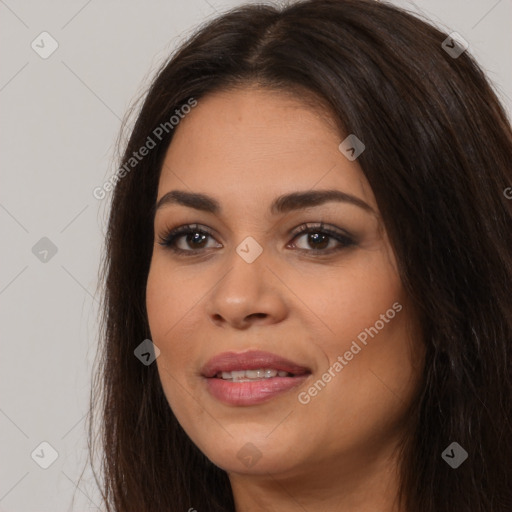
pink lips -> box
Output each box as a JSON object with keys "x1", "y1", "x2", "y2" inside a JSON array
[{"x1": 201, "y1": 350, "x2": 311, "y2": 406}]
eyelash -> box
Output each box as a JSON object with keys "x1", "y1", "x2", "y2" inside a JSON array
[{"x1": 157, "y1": 222, "x2": 356, "y2": 256}]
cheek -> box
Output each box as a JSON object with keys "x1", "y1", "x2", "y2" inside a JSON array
[
  {"x1": 146, "y1": 259, "x2": 199, "y2": 340},
  {"x1": 145, "y1": 255, "x2": 222, "y2": 377},
  {"x1": 145, "y1": 261, "x2": 199, "y2": 384},
  {"x1": 291, "y1": 250, "x2": 418, "y2": 424},
  {"x1": 302, "y1": 307, "x2": 421, "y2": 457},
  {"x1": 146, "y1": 263, "x2": 200, "y2": 420},
  {"x1": 291, "y1": 248, "x2": 403, "y2": 352}
]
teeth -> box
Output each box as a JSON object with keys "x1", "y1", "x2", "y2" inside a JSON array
[
  {"x1": 246, "y1": 369, "x2": 266, "y2": 379},
  {"x1": 217, "y1": 368, "x2": 292, "y2": 381}
]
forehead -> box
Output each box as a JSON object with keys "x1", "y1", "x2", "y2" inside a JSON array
[{"x1": 157, "y1": 87, "x2": 375, "y2": 212}]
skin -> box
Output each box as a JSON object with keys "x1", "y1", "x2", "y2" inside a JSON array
[{"x1": 146, "y1": 86, "x2": 425, "y2": 512}]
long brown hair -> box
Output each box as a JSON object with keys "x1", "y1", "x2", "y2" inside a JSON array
[{"x1": 88, "y1": 0, "x2": 512, "y2": 510}]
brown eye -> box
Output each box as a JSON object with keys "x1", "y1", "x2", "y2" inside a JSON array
[
  {"x1": 158, "y1": 222, "x2": 355, "y2": 256},
  {"x1": 158, "y1": 224, "x2": 221, "y2": 253},
  {"x1": 289, "y1": 223, "x2": 356, "y2": 254}
]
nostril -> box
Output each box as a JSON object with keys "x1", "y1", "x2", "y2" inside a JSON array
[{"x1": 248, "y1": 313, "x2": 267, "y2": 320}]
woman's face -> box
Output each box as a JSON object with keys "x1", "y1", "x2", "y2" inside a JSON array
[{"x1": 146, "y1": 86, "x2": 423, "y2": 479}]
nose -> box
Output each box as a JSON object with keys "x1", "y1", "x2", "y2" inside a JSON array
[{"x1": 206, "y1": 248, "x2": 288, "y2": 329}]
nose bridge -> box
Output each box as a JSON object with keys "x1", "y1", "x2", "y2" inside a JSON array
[
  {"x1": 217, "y1": 238, "x2": 267, "y2": 304},
  {"x1": 206, "y1": 236, "x2": 286, "y2": 326}
]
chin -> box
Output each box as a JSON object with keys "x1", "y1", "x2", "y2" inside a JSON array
[
  {"x1": 208, "y1": 446, "x2": 300, "y2": 476},
  {"x1": 192, "y1": 428, "x2": 304, "y2": 475}
]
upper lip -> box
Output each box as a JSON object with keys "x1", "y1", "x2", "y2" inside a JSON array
[{"x1": 201, "y1": 350, "x2": 311, "y2": 378}]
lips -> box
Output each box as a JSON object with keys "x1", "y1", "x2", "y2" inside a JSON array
[
  {"x1": 201, "y1": 350, "x2": 311, "y2": 406},
  {"x1": 201, "y1": 350, "x2": 311, "y2": 378}
]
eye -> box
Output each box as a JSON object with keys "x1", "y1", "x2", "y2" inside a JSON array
[
  {"x1": 157, "y1": 222, "x2": 355, "y2": 255},
  {"x1": 288, "y1": 222, "x2": 355, "y2": 254},
  {"x1": 157, "y1": 224, "x2": 221, "y2": 254}
]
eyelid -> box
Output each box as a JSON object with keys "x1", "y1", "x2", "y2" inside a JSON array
[
  {"x1": 157, "y1": 221, "x2": 356, "y2": 255},
  {"x1": 157, "y1": 223, "x2": 219, "y2": 247},
  {"x1": 289, "y1": 222, "x2": 353, "y2": 240}
]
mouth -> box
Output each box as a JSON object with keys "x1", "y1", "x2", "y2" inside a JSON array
[
  {"x1": 214, "y1": 368, "x2": 298, "y2": 381},
  {"x1": 201, "y1": 350, "x2": 311, "y2": 406},
  {"x1": 201, "y1": 349, "x2": 311, "y2": 379}
]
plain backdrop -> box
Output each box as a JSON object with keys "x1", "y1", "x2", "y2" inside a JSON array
[{"x1": 0, "y1": 0, "x2": 511, "y2": 510}]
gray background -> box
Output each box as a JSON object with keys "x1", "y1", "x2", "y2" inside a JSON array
[{"x1": 1, "y1": 0, "x2": 510, "y2": 510}]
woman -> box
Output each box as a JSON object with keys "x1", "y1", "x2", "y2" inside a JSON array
[{"x1": 89, "y1": 0, "x2": 512, "y2": 510}]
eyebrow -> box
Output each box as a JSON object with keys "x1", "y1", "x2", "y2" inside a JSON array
[{"x1": 154, "y1": 189, "x2": 375, "y2": 216}]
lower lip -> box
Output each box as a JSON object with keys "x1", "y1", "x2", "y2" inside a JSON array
[{"x1": 204, "y1": 375, "x2": 309, "y2": 406}]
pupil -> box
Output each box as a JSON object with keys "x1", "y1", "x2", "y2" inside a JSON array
[
  {"x1": 309, "y1": 233, "x2": 328, "y2": 249},
  {"x1": 188, "y1": 233, "x2": 207, "y2": 248}
]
